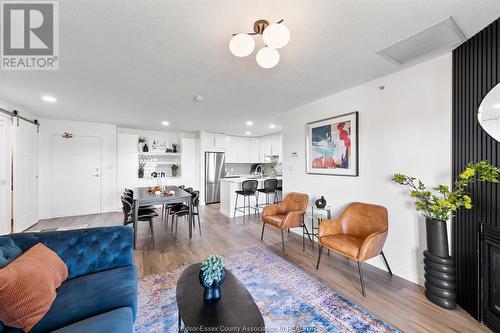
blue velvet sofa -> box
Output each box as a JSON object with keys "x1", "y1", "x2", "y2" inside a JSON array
[{"x1": 0, "y1": 227, "x2": 137, "y2": 333}]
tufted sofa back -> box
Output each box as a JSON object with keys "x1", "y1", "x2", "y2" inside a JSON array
[{"x1": 1, "y1": 226, "x2": 134, "y2": 280}]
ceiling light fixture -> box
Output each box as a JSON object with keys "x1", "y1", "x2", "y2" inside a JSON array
[
  {"x1": 269, "y1": 124, "x2": 276, "y2": 129},
  {"x1": 245, "y1": 131, "x2": 252, "y2": 135},
  {"x1": 162, "y1": 121, "x2": 170, "y2": 126},
  {"x1": 193, "y1": 95, "x2": 204, "y2": 103},
  {"x1": 42, "y1": 95, "x2": 56, "y2": 103},
  {"x1": 229, "y1": 19, "x2": 290, "y2": 69},
  {"x1": 246, "y1": 121, "x2": 254, "y2": 126}
]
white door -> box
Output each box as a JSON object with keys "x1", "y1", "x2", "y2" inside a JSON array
[
  {"x1": 51, "y1": 135, "x2": 102, "y2": 217},
  {"x1": 0, "y1": 114, "x2": 11, "y2": 234},
  {"x1": 12, "y1": 120, "x2": 38, "y2": 232}
]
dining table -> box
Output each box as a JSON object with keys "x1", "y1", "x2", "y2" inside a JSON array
[{"x1": 132, "y1": 186, "x2": 193, "y2": 247}]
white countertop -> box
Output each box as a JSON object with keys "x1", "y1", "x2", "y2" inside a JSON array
[{"x1": 220, "y1": 175, "x2": 282, "y2": 183}]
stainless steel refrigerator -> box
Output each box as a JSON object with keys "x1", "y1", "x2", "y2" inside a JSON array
[{"x1": 205, "y1": 152, "x2": 226, "y2": 204}]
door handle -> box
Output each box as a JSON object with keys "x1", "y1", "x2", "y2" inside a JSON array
[{"x1": 92, "y1": 174, "x2": 100, "y2": 178}]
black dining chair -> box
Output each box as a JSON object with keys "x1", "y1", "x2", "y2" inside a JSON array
[
  {"x1": 170, "y1": 190, "x2": 201, "y2": 238},
  {"x1": 120, "y1": 196, "x2": 158, "y2": 248},
  {"x1": 274, "y1": 179, "x2": 283, "y2": 203},
  {"x1": 234, "y1": 180, "x2": 259, "y2": 221},
  {"x1": 257, "y1": 178, "x2": 278, "y2": 208}
]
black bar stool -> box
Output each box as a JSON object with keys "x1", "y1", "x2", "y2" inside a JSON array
[
  {"x1": 234, "y1": 180, "x2": 259, "y2": 221},
  {"x1": 257, "y1": 178, "x2": 278, "y2": 208},
  {"x1": 274, "y1": 179, "x2": 283, "y2": 203}
]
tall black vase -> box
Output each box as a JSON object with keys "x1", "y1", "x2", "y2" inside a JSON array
[{"x1": 423, "y1": 219, "x2": 457, "y2": 309}]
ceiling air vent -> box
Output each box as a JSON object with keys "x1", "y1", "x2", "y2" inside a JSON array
[{"x1": 377, "y1": 17, "x2": 466, "y2": 65}]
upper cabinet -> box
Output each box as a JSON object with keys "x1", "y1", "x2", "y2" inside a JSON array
[
  {"x1": 201, "y1": 131, "x2": 226, "y2": 151},
  {"x1": 203, "y1": 131, "x2": 282, "y2": 164},
  {"x1": 259, "y1": 133, "x2": 282, "y2": 162}
]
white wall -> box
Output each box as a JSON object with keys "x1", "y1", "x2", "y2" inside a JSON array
[
  {"x1": 39, "y1": 119, "x2": 117, "y2": 219},
  {"x1": 281, "y1": 54, "x2": 452, "y2": 285}
]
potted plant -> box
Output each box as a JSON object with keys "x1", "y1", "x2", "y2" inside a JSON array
[
  {"x1": 199, "y1": 255, "x2": 226, "y2": 301},
  {"x1": 172, "y1": 143, "x2": 178, "y2": 153},
  {"x1": 138, "y1": 136, "x2": 146, "y2": 152},
  {"x1": 393, "y1": 160, "x2": 499, "y2": 309},
  {"x1": 138, "y1": 161, "x2": 145, "y2": 178},
  {"x1": 171, "y1": 164, "x2": 178, "y2": 177},
  {"x1": 269, "y1": 159, "x2": 278, "y2": 176}
]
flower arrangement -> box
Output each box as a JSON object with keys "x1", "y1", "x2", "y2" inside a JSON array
[
  {"x1": 393, "y1": 161, "x2": 500, "y2": 222},
  {"x1": 138, "y1": 136, "x2": 146, "y2": 143},
  {"x1": 200, "y1": 255, "x2": 225, "y2": 286},
  {"x1": 269, "y1": 159, "x2": 278, "y2": 173}
]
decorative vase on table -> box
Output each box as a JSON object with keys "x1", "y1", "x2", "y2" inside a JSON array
[
  {"x1": 138, "y1": 168, "x2": 144, "y2": 179},
  {"x1": 424, "y1": 218, "x2": 456, "y2": 309},
  {"x1": 199, "y1": 269, "x2": 225, "y2": 301},
  {"x1": 142, "y1": 143, "x2": 149, "y2": 152},
  {"x1": 315, "y1": 196, "x2": 327, "y2": 209},
  {"x1": 199, "y1": 254, "x2": 226, "y2": 301}
]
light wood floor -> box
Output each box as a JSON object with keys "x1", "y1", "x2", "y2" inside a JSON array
[{"x1": 32, "y1": 205, "x2": 490, "y2": 333}]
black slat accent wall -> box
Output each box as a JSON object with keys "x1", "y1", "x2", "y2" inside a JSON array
[{"x1": 452, "y1": 18, "x2": 500, "y2": 320}]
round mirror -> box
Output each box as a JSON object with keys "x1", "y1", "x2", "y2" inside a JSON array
[{"x1": 478, "y1": 82, "x2": 500, "y2": 142}]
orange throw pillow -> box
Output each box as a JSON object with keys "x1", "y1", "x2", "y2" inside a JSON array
[{"x1": 0, "y1": 243, "x2": 68, "y2": 332}]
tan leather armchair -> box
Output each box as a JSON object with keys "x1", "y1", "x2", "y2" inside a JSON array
[
  {"x1": 316, "y1": 202, "x2": 392, "y2": 296},
  {"x1": 261, "y1": 192, "x2": 309, "y2": 253}
]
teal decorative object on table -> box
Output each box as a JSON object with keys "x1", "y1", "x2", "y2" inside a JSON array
[{"x1": 199, "y1": 254, "x2": 225, "y2": 301}]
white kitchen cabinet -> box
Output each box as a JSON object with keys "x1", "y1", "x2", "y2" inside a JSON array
[
  {"x1": 249, "y1": 138, "x2": 260, "y2": 163},
  {"x1": 202, "y1": 131, "x2": 226, "y2": 151},
  {"x1": 224, "y1": 136, "x2": 238, "y2": 163},
  {"x1": 259, "y1": 135, "x2": 272, "y2": 162},
  {"x1": 269, "y1": 133, "x2": 282, "y2": 161},
  {"x1": 118, "y1": 134, "x2": 139, "y2": 153},
  {"x1": 259, "y1": 133, "x2": 282, "y2": 162}
]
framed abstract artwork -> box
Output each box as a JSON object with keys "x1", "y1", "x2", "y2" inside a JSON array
[{"x1": 306, "y1": 111, "x2": 359, "y2": 176}]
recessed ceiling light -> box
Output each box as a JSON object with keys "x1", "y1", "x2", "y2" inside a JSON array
[
  {"x1": 193, "y1": 95, "x2": 204, "y2": 102},
  {"x1": 42, "y1": 95, "x2": 56, "y2": 103},
  {"x1": 245, "y1": 131, "x2": 252, "y2": 135},
  {"x1": 493, "y1": 103, "x2": 500, "y2": 109},
  {"x1": 161, "y1": 121, "x2": 170, "y2": 126},
  {"x1": 246, "y1": 121, "x2": 254, "y2": 126},
  {"x1": 269, "y1": 124, "x2": 276, "y2": 129}
]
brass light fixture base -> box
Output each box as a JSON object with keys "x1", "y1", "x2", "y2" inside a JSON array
[{"x1": 253, "y1": 20, "x2": 269, "y2": 35}]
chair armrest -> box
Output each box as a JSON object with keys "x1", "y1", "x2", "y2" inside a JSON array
[
  {"x1": 282, "y1": 210, "x2": 306, "y2": 229},
  {"x1": 358, "y1": 230, "x2": 388, "y2": 261},
  {"x1": 10, "y1": 226, "x2": 134, "y2": 280},
  {"x1": 262, "y1": 204, "x2": 285, "y2": 218},
  {"x1": 318, "y1": 219, "x2": 343, "y2": 238}
]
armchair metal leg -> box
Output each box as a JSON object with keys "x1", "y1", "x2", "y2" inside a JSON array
[
  {"x1": 261, "y1": 222, "x2": 266, "y2": 240},
  {"x1": 316, "y1": 245, "x2": 323, "y2": 270},
  {"x1": 381, "y1": 251, "x2": 392, "y2": 276},
  {"x1": 302, "y1": 224, "x2": 305, "y2": 252},
  {"x1": 357, "y1": 262, "x2": 366, "y2": 297},
  {"x1": 281, "y1": 229, "x2": 285, "y2": 254}
]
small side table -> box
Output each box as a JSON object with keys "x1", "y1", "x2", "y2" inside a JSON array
[{"x1": 306, "y1": 205, "x2": 332, "y2": 248}]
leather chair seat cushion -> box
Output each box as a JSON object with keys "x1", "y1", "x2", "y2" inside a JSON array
[
  {"x1": 50, "y1": 308, "x2": 133, "y2": 333},
  {"x1": 13, "y1": 266, "x2": 138, "y2": 333},
  {"x1": 320, "y1": 234, "x2": 364, "y2": 259},
  {"x1": 263, "y1": 215, "x2": 286, "y2": 228}
]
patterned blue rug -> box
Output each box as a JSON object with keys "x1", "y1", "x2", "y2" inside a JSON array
[{"x1": 135, "y1": 246, "x2": 399, "y2": 332}]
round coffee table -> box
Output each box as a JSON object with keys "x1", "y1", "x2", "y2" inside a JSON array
[{"x1": 176, "y1": 263, "x2": 265, "y2": 333}]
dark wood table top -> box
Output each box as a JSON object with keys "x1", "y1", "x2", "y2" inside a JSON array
[
  {"x1": 176, "y1": 263, "x2": 265, "y2": 333},
  {"x1": 132, "y1": 186, "x2": 191, "y2": 205}
]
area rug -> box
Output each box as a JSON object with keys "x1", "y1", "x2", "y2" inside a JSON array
[{"x1": 135, "y1": 246, "x2": 399, "y2": 333}]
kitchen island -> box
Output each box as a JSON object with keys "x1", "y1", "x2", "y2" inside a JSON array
[{"x1": 220, "y1": 176, "x2": 282, "y2": 217}]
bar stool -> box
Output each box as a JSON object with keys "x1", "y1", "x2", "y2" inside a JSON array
[
  {"x1": 274, "y1": 179, "x2": 283, "y2": 203},
  {"x1": 234, "y1": 180, "x2": 259, "y2": 221},
  {"x1": 257, "y1": 178, "x2": 278, "y2": 208}
]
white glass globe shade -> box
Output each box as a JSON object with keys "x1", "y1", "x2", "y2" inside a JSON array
[
  {"x1": 229, "y1": 33, "x2": 255, "y2": 57},
  {"x1": 256, "y1": 47, "x2": 280, "y2": 69},
  {"x1": 262, "y1": 23, "x2": 290, "y2": 49}
]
